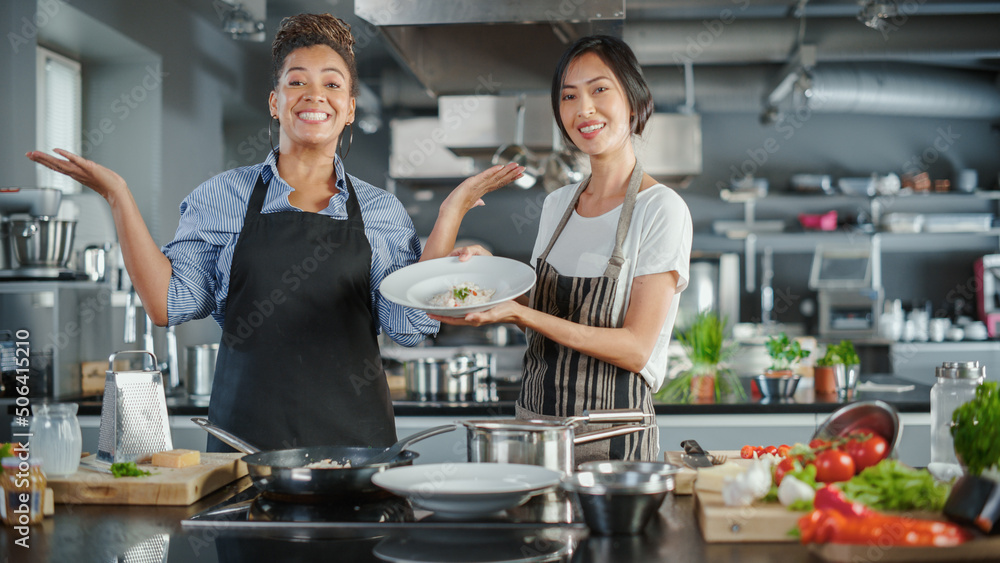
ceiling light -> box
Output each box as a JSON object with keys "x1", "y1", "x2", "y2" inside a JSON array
[{"x1": 221, "y1": 2, "x2": 265, "y2": 42}]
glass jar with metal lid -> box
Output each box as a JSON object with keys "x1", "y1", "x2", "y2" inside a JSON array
[{"x1": 930, "y1": 361, "x2": 985, "y2": 468}]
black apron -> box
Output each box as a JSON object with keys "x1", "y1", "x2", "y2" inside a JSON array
[
  {"x1": 206, "y1": 170, "x2": 397, "y2": 452},
  {"x1": 516, "y1": 163, "x2": 658, "y2": 463}
]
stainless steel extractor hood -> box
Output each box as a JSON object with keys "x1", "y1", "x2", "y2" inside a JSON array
[{"x1": 355, "y1": 0, "x2": 625, "y2": 95}]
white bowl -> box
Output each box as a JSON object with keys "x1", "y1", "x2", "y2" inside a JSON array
[{"x1": 379, "y1": 256, "x2": 536, "y2": 318}]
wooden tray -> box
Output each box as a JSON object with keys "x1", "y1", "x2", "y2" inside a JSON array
[{"x1": 48, "y1": 453, "x2": 247, "y2": 506}]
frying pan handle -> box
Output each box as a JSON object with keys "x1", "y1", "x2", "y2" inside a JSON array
[
  {"x1": 582, "y1": 409, "x2": 649, "y2": 424},
  {"x1": 573, "y1": 424, "x2": 645, "y2": 445},
  {"x1": 191, "y1": 417, "x2": 261, "y2": 454}
]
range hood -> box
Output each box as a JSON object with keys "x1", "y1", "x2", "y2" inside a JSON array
[{"x1": 355, "y1": 0, "x2": 625, "y2": 95}]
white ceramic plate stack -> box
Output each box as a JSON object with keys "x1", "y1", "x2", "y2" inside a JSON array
[
  {"x1": 370, "y1": 462, "x2": 561, "y2": 518},
  {"x1": 379, "y1": 256, "x2": 536, "y2": 318}
]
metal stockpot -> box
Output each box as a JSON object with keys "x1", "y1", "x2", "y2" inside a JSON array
[
  {"x1": 461, "y1": 409, "x2": 650, "y2": 476},
  {"x1": 404, "y1": 352, "x2": 496, "y2": 402},
  {"x1": 9, "y1": 217, "x2": 76, "y2": 268},
  {"x1": 185, "y1": 344, "x2": 218, "y2": 398}
]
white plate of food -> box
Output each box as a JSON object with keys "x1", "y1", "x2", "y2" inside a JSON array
[
  {"x1": 379, "y1": 256, "x2": 536, "y2": 317},
  {"x1": 371, "y1": 463, "x2": 561, "y2": 518}
]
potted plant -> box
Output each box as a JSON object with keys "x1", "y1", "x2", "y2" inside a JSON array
[
  {"x1": 655, "y1": 311, "x2": 744, "y2": 403},
  {"x1": 764, "y1": 333, "x2": 810, "y2": 378},
  {"x1": 944, "y1": 381, "x2": 1000, "y2": 535},
  {"x1": 814, "y1": 340, "x2": 860, "y2": 395}
]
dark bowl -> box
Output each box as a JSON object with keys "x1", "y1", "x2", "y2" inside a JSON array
[{"x1": 753, "y1": 374, "x2": 800, "y2": 399}]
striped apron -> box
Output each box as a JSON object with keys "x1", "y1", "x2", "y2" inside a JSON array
[{"x1": 516, "y1": 162, "x2": 658, "y2": 465}]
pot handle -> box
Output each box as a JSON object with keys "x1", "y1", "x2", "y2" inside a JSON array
[
  {"x1": 579, "y1": 409, "x2": 649, "y2": 424},
  {"x1": 449, "y1": 365, "x2": 490, "y2": 378},
  {"x1": 191, "y1": 417, "x2": 261, "y2": 455},
  {"x1": 573, "y1": 424, "x2": 646, "y2": 445},
  {"x1": 20, "y1": 223, "x2": 37, "y2": 238}
]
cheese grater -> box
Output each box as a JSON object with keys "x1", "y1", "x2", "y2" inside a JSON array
[
  {"x1": 96, "y1": 350, "x2": 173, "y2": 464},
  {"x1": 119, "y1": 533, "x2": 169, "y2": 563}
]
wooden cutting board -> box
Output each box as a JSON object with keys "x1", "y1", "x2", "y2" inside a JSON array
[
  {"x1": 695, "y1": 488, "x2": 804, "y2": 543},
  {"x1": 48, "y1": 453, "x2": 247, "y2": 506}
]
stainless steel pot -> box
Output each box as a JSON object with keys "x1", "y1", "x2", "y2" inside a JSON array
[
  {"x1": 9, "y1": 217, "x2": 76, "y2": 268},
  {"x1": 461, "y1": 409, "x2": 650, "y2": 476},
  {"x1": 185, "y1": 344, "x2": 218, "y2": 398},
  {"x1": 404, "y1": 352, "x2": 496, "y2": 402}
]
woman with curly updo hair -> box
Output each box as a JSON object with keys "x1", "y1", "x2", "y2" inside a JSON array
[{"x1": 28, "y1": 14, "x2": 523, "y2": 452}]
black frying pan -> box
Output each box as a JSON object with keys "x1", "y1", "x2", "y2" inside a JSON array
[{"x1": 192, "y1": 418, "x2": 454, "y2": 497}]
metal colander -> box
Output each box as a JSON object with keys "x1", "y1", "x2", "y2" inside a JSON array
[{"x1": 96, "y1": 351, "x2": 173, "y2": 464}]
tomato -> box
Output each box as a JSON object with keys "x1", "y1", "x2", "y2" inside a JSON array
[
  {"x1": 740, "y1": 445, "x2": 756, "y2": 459},
  {"x1": 844, "y1": 432, "x2": 889, "y2": 472},
  {"x1": 765, "y1": 445, "x2": 779, "y2": 455},
  {"x1": 777, "y1": 444, "x2": 791, "y2": 457},
  {"x1": 814, "y1": 449, "x2": 855, "y2": 483},
  {"x1": 774, "y1": 457, "x2": 795, "y2": 485},
  {"x1": 809, "y1": 438, "x2": 830, "y2": 450}
]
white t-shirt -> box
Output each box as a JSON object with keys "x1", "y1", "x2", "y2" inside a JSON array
[{"x1": 529, "y1": 183, "x2": 693, "y2": 391}]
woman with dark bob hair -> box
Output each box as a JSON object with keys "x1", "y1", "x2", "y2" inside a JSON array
[
  {"x1": 28, "y1": 14, "x2": 523, "y2": 452},
  {"x1": 435, "y1": 35, "x2": 692, "y2": 463}
]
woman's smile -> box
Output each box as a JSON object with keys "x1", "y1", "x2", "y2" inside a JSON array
[{"x1": 270, "y1": 44, "x2": 355, "y2": 153}]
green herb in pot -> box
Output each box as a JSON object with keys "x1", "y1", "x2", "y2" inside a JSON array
[
  {"x1": 951, "y1": 380, "x2": 1000, "y2": 477},
  {"x1": 944, "y1": 381, "x2": 1000, "y2": 534}
]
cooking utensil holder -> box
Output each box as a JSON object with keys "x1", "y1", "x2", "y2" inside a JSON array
[{"x1": 96, "y1": 350, "x2": 173, "y2": 464}]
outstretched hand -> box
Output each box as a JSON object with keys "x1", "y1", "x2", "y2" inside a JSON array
[
  {"x1": 443, "y1": 162, "x2": 525, "y2": 214},
  {"x1": 26, "y1": 149, "x2": 127, "y2": 200}
]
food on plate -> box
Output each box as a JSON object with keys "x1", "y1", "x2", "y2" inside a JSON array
[
  {"x1": 151, "y1": 449, "x2": 200, "y2": 468},
  {"x1": 303, "y1": 458, "x2": 352, "y2": 469},
  {"x1": 427, "y1": 282, "x2": 496, "y2": 308},
  {"x1": 110, "y1": 462, "x2": 152, "y2": 478},
  {"x1": 840, "y1": 459, "x2": 950, "y2": 513},
  {"x1": 799, "y1": 485, "x2": 972, "y2": 546}
]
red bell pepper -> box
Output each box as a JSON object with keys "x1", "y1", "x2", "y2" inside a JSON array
[
  {"x1": 798, "y1": 508, "x2": 973, "y2": 547},
  {"x1": 812, "y1": 484, "x2": 874, "y2": 519}
]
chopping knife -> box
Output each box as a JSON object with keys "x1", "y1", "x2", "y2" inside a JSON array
[{"x1": 679, "y1": 439, "x2": 714, "y2": 468}]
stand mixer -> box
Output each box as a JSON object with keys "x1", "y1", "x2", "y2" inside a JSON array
[{"x1": 0, "y1": 187, "x2": 83, "y2": 280}]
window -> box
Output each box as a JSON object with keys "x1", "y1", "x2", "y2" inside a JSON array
[{"x1": 36, "y1": 46, "x2": 82, "y2": 194}]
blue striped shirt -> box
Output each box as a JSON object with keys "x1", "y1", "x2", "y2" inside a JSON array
[{"x1": 162, "y1": 151, "x2": 439, "y2": 346}]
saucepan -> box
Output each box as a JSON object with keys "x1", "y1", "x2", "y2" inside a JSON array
[
  {"x1": 462, "y1": 409, "x2": 651, "y2": 476},
  {"x1": 192, "y1": 418, "x2": 455, "y2": 497}
]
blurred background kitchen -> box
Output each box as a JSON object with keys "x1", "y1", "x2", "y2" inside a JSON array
[{"x1": 2, "y1": 0, "x2": 1000, "y2": 441}]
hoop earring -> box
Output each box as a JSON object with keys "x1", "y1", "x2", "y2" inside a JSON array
[
  {"x1": 339, "y1": 122, "x2": 353, "y2": 160},
  {"x1": 268, "y1": 116, "x2": 279, "y2": 155}
]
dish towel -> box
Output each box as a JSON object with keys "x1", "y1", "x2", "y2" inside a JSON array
[{"x1": 856, "y1": 381, "x2": 915, "y2": 393}]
